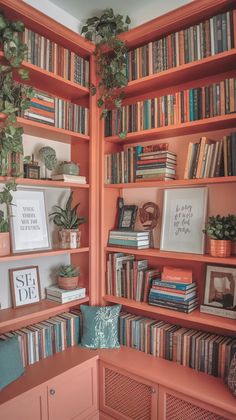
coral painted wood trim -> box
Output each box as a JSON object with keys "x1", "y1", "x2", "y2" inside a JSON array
[
  {"x1": 0, "y1": 177, "x2": 89, "y2": 189},
  {"x1": 103, "y1": 295, "x2": 236, "y2": 334},
  {"x1": 104, "y1": 176, "x2": 236, "y2": 189},
  {"x1": 0, "y1": 297, "x2": 89, "y2": 333},
  {"x1": 0, "y1": 0, "x2": 94, "y2": 58},
  {"x1": 105, "y1": 246, "x2": 236, "y2": 265},
  {"x1": 105, "y1": 114, "x2": 236, "y2": 144},
  {"x1": 0, "y1": 247, "x2": 89, "y2": 263},
  {"x1": 118, "y1": 0, "x2": 236, "y2": 49}
]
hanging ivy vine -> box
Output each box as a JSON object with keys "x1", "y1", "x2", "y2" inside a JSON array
[
  {"x1": 0, "y1": 12, "x2": 33, "y2": 173},
  {"x1": 82, "y1": 8, "x2": 130, "y2": 137}
]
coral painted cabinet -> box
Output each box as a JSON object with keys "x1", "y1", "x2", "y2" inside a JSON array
[
  {"x1": 47, "y1": 360, "x2": 98, "y2": 420},
  {"x1": 0, "y1": 386, "x2": 47, "y2": 420},
  {"x1": 99, "y1": 361, "x2": 158, "y2": 420}
]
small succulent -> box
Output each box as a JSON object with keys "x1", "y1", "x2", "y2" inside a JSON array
[
  {"x1": 49, "y1": 191, "x2": 86, "y2": 229},
  {"x1": 58, "y1": 264, "x2": 80, "y2": 278},
  {"x1": 203, "y1": 214, "x2": 236, "y2": 240}
]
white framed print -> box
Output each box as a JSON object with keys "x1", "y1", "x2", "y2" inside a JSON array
[
  {"x1": 10, "y1": 188, "x2": 51, "y2": 253},
  {"x1": 9, "y1": 266, "x2": 41, "y2": 308},
  {"x1": 160, "y1": 187, "x2": 208, "y2": 254}
]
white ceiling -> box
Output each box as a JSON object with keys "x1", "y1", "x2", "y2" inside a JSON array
[{"x1": 49, "y1": 0, "x2": 190, "y2": 29}]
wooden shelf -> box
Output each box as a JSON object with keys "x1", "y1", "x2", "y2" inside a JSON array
[
  {"x1": 0, "y1": 114, "x2": 90, "y2": 144},
  {"x1": 104, "y1": 295, "x2": 236, "y2": 334},
  {"x1": 105, "y1": 246, "x2": 236, "y2": 265},
  {"x1": 0, "y1": 247, "x2": 89, "y2": 263},
  {"x1": 0, "y1": 177, "x2": 89, "y2": 189},
  {"x1": 105, "y1": 114, "x2": 236, "y2": 144},
  {"x1": 104, "y1": 176, "x2": 236, "y2": 189},
  {"x1": 120, "y1": 50, "x2": 236, "y2": 103},
  {"x1": 0, "y1": 52, "x2": 89, "y2": 106},
  {"x1": 0, "y1": 297, "x2": 89, "y2": 334}
]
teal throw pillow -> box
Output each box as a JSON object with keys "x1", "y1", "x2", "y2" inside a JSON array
[
  {"x1": 0, "y1": 336, "x2": 24, "y2": 390},
  {"x1": 80, "y1": 304, "x2": 121, "y2": 349}
]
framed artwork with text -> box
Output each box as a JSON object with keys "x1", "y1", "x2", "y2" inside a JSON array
[
  {"x1": 160, "y1": 187, "x2": 208, "y2": 254},
  {"x1": 9, "y1": 266, "x2": 41, "y2": 308},
  {"x1": 9, "y1": 188, "x2": 51, "y2": 253}
]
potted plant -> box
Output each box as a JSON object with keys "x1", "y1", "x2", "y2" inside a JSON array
[
  {"x1": 57, "y1": 264, "x2": 80, "y2": 290},
  {"x1": 203, "y1": 214, "x2": 236, "y2": 257},
  {"x1": 49, "y1": 191, "x2": 86, "y2": 249}
]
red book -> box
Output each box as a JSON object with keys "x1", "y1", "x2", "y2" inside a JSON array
[{"x1": 162, "y1": 266, "x2": 193, "y2": 283}]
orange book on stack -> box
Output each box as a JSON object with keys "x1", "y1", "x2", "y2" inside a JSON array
[{"x1": 161, "y1": 266, "x2": 193, "y2": 283}]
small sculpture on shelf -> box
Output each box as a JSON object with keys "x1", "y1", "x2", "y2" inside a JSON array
[
  {"x1": 49, "y1": 191, "x2": 86, "y2": 249},
  {"x1": 38, "y1": 146, "x2": 57, "y2": 179},
  {"x1": 24, "y1": 154, "x2": 40, "y2": 179},
  {"x1": 57, "y1": 161, "x2": 80, "y2": 176},
  {"x1": 139, "y1": 202, "x2": 160, "y2": 248}
]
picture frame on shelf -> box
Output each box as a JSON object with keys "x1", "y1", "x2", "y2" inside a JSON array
[
  {"x1": 9, "y1": 188, "x2": 51, "y2": 253},
  {"x1": 200, "y1": 265, "x2": 236, "y2": 320},
  {"x1": 117, "y1": 205, "x2": 138, "y2": 231},
  {"x1": 9, "y1": 266, "x2": 41, "y2": 308},
  {"x1": 160, "y1": 187, "x2": 208, "y2": 254}
]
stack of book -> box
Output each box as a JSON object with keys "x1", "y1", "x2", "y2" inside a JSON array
[
  {"x1": 108, "y1": 230, "x2": 150, "y2": 249},
  {"x1": 46, "y1": 285, "x2": 86, "y2": 303},
  {"x1": 106, "y1": 252, "x2": 160, "y2": 301},
  {"x1": 24, "y1": 89, "x2": 55, "y2": 126},
  {"x1": 149, "y1": 266, "x2": 198, "y2": 313},
  {"x1": 23, "y1": 27, "x2": 89, "y2": 87},
  {"x1": 184, "y1": 133, "x2": 236, "y2": 179},
  {"x1": 105, "y1": 77, "x2": 236, "y2": 136},
  {"x1": 136, "y1": 148, "x2": 176, "y2": 181},
  {"x1": 51, "y1": 174, "x2": 87, "y2": 184}
]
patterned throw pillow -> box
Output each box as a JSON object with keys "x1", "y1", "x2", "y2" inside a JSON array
[
  {"x1": 80, "y1": 304, "x2": 121, "y2": 349},
  {"x1": 0, "y1": 336, "x2": 24, "y2": 390},
  {"x1": 227, "y1": 353, "x2": 236, "y2": 397}
]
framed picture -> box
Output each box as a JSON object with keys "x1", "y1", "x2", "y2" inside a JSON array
[
  {"x1": 160, "y1": 187, "x2": 208, "y2": 254},
  {"x1": 9, "y1": 188, "x2": 51, "y2": 253},
  {"x1": 118, "y1": 205, "x2": 138, "y2": 230},
  {"x1": 9, "y1": 266, "x2": 41, "y2": 308},
  {"x1": 204, "y1": 265, "x2": 236, "y2": 310}
]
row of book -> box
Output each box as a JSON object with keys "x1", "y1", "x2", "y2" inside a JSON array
[
  {"x1": 105, "y1": 78, "x2": 236, "y2": 136},
  {"x1": 105, "y1": 143, "x2": 177, "y2": 184},
  {"x1": 0, "y1": 310, "x2": 81, "y2": 367},
  {"x1": 125, "y1": 11, "x2": 234, "y2": 81},
  {"x1": 23, "y1": 89, "x2": 89, "y2": 135},
  {"x1": 106, "y1": 252, "x2": 160, "y2": 300},
  {"x1": 184, "y1": 133, "x2": 236, "y2": 179},
  {"x1": 119, "y1": 311, "x2": 236, "y2": 378},
  {"x1": 22, "y1": 28, "x2": 89, "y2": 87}
]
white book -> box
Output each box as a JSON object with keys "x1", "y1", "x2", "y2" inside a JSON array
[
  {"x1": 46, "y1": 285, "x2": 86, "y2": 298},
  {"x1": 200, "y1": 305, "x2": 236, "y2": 320},
  {"x1": 51, "y1": 174, "x2": 87, "y2": 184},
  {"x1": 46, "y1": 293, "x2": 85, "y2": 304}
]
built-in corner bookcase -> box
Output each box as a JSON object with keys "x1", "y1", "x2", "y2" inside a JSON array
[
  {"x1": 0, "y1": 0, "x2": 100, "y2": 335},
  {"x1": 100, "y1": 0, "x2": 236, "y2": 343}
]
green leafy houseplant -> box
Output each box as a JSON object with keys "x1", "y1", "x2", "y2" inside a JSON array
[
  {"x1": 50, "y1": 192, "x2": 86, "y2": 249},
  {"x1": 57, "y1": 264, "x2": 80, "y2": 290},
  {"x1": 0, "y1": 181, "x2": 17, "y2": 256},
  {"x1": 203, "y1": 215, "x2": 236, "y2": 240},
  {"x1": 0, "y1": 12, "x2": 34, "y2": 179},
  {"x1": 81, "y1": 9, "x2": 130, "y2": 137},
  {"x1": 203, "y1": 214, "x2": 236, "y2": 257}
]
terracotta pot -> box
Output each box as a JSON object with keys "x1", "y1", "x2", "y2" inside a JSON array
[
  {"x1": 209, "y1": 239, "x2": 232, "y2": 257},
  {"x1": 0, "y1": 232, "x2": 10, "y2": 256},
  {"x1": 57, "y1": 275, "x2": 79, "y2": 290},
  {"x1": 58, "y1": 229, "x2": 81, "y2": 249}
]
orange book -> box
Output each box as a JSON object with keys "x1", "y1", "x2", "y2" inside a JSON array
[{"x1": 162, "y1": 266, "x2": 193, "y2": 283}]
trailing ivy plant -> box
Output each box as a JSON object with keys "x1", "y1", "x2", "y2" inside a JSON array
[
  {"x1": 81, "y1": 8, "x2": 130, "y2": 138},
  {"x1": 0, "y1": 12, "x2": 34, "y2": 176}
]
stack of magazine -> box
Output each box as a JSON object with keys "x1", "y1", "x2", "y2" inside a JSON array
[{"x1": 46, "y1": 285, "x2": 86, "y2": 304}]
